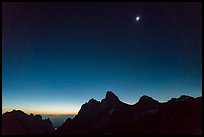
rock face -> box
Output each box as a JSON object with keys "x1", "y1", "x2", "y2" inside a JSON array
[
  {"x1": 2, "y1": 92, "x2": 202, "y2": 135},
  {"x1": 57, "y1": 91, "x2": 202, "y2": 135},
  {"x1": 2, "y1": 110, "x2": 55, "y2": 135}
]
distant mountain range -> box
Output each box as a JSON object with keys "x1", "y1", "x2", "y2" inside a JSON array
[
  {"x1": 2, "y1": 91, "x2": 202, "y2": 135},
  {"x1": 2, "y1": 110, "x2": 54, "y2": 135}
]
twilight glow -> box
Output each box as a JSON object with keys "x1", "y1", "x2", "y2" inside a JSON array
[{"x1": 2, "y1": 2, "x2": 202, "y2": 115}]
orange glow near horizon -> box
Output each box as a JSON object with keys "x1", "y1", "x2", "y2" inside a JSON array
[
  {"x1": 30, "y1": 111, "x2": 77, "y2": 115},
  {"x1": 2, "y1": 108, "x2": 77, "y2": 115}
]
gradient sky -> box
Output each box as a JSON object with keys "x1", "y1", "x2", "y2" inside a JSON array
[{"x1": 2, "y1": 2, "x2": 202, "y2": 115}]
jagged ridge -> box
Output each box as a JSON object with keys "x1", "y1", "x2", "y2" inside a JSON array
[
  {"x1": 56, "y1": 91, "x2": 202, "y2": 135},
  {"x1": 2, "y1": 110, "x2": 55, "y2": 135},
  {"x1": 2, "y1": 92, "x2": 202, "y2": 135}
]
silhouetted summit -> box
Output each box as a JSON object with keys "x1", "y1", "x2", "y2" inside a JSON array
[
  {"x1": 2, "y1": 110, "x2": 54, "y2": 135},
  {"x1": 167, "y1": 95, "x2": 194, "y2": 103},
  {"x1": 100, "y1": 91, "x2": 121, "y2": 112},
  {"x1": 2, "y1": 92, "x2": 202, "y2": 135},
  {"x1": 57, "y1": 91, "x2": 202, "y2": 135},
  {"x1": 138, "y1": 95, "x2": 159, "y2": 105},
  {"x1": 104, "y1": 91, "x2": 119, "y2": 101},
  {"x1": 134, "y1": 95, "x2": 160, "y2": 112},
  {"x1": 76, "y1": 98, "x2": 100, "y2": 120}
]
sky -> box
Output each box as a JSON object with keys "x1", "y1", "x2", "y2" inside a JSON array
[{"x1": 2, "y1": 2, "x2": 202, "y2": 115}]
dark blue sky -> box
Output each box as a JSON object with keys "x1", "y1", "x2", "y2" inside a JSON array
[{"x1": 2, "y1": 2, "x2": 202, "y2": 114}]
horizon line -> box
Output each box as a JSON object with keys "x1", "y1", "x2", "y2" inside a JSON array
[{"x1": 2, "y1": 109, "x2": 77, "y2": 116}]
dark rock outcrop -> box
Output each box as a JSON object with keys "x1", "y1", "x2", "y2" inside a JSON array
[
  {"x1": 57, "y1": 91, "x2": 202, "y2": 135},
  {"x1": 2, "y1": 92, "x2": 202, "y2": 135},
  {"x1": 2, "y1": 110, "x2": 55, "y2": 135}
]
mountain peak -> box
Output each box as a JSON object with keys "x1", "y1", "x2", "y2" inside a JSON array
[
  {"x1": 4, "y1": 109, "x2": 28, "y2": 116},
  {"x1": 105, "y1": 91, "x2": 119, "y2": 101},
  {"x1": 11, "y1": 109, "x2": 24, "y2": 113},
  {"x1": 138, "y1": 95, "x2": 159, "y2": 104},
  {"x1": 88, "y1": 98, "x2": 98, "y2": 103},
  {"x1": 179, "y1": 95, "x2": 193, "y2": 100},
  {"x1": 139, "y1": 95, "x2": 153, "y2": 101},
  {"x1": 168, "y1": 95, "x2": 194, "y2": 103},
  {"x1": 99, "y1": 91, "x2": 120, "y2": 111},
  {"x1": 2, "y1": 110, "x2": 54, "y2": 135}
]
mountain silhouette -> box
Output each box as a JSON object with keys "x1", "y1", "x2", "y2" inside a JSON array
[
  {"x1": 2, "y1": 110, "x2": 55, "y2": 135},
  {"x1": 137, "y1": 95, "x2": 159, "y2": 105},
  {"x1": 56, "y1": 91, "x2": 202, "y2": 135},
  {"x1": 2, "y1": 92, "x2": 202, "y2": 135}
]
